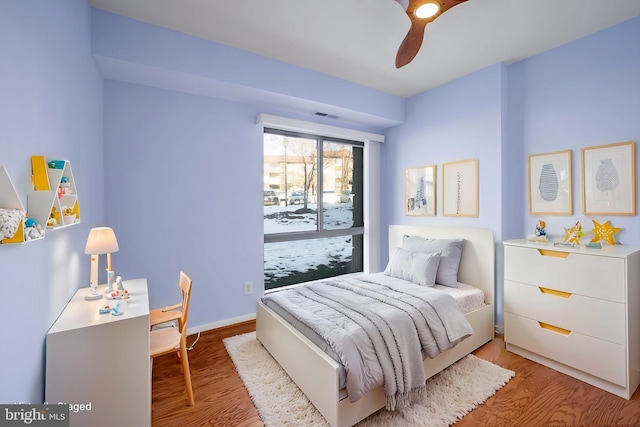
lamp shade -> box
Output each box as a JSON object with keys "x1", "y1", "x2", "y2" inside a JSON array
[{"x1": 84, "y1": 227, "x2": 119, "y2": 255}]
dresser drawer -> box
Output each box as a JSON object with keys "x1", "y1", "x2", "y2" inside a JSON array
[
  {"x1": 504, "y1": 245, "x2": 625, "y2": 302},
  {"x1": 505, "y1": 312, "x2": 626, "y2": 387},
  {"x1": 504, "y1": 280, "x2": 625, "y2": 344}
]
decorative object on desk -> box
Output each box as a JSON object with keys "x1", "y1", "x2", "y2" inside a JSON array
[
  {"x1": 563, "y1": 221, "x2": 585, "y2": 245},
  {"x1": 114, "y1": 275, "x2": 124, "y2": 291},
  {"x1": 582, "y1": 141, "x2": 635, "y2": 216},
  {"x1": 108, "y1": 288, "x2": 129, "y2": 300},
  {"x1": 84, "y1": 226, "x2": 119, "y2": 300},
  {"x1": 590, "y1": 219, "x2": 621, "y2": 245},
  {"x1": 527, "y1": 219, "x2": 548, "y2": 242},
  {"x1": 111, "y1": 303, "x2": 123, "y2": 316},
  {"x1": 586, "y1": 242, "x2": 603, "y2": 249}
]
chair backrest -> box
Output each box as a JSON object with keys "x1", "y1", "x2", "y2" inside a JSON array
[{"x1": 178, "y1": 271, "x2": 193, "y2": 337}]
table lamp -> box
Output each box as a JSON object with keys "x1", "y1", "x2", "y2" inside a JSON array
[{"x1": 84, "y1": 227, "x2": 119, "y2": 300}]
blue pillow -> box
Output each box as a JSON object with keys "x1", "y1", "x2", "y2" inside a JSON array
[
  {"x1": 384, "y1": 248, "x2": 441, "y2": 287},
  {"x1": 402, "y1": 235, "x2": 464, "y2": 287}
]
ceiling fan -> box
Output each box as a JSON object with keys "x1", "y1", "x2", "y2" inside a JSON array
[{"x1": 394, "y1": 0, "x2": 468, "y2": 68}]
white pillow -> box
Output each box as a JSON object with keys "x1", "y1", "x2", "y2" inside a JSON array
[
  {"x1": 402, "y1": 235, "x2": 464, "y2": 287},
  {"x1": 384, "y1": 248, "x2": 441, "y2": 287}
]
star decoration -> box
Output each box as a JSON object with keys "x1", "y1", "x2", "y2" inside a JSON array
[{"x1": 590, "y1": 220, "x2": 621, "y2": 245}]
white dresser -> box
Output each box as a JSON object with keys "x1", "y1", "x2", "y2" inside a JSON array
[
  {"x1": 503, "y1": 240, "x2": 640, "y2": 399},
  {"x1": 45, "y1": 279, "x2": 150, "y2": 426}
]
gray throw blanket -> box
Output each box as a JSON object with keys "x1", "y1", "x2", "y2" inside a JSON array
[{"x1": 262, "y1": 276, "x2": 474, "y2": 410}]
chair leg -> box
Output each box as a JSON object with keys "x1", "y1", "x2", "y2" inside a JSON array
[{"x1": 179, "y1": 342, "x2": 195, "y2": 406}]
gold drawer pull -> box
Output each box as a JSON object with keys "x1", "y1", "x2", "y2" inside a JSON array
[
  {"x1": 537, "y1": 249, "x2": 569, "y2": 258},
  {"x1": 538, "y1": 321, "x2": 571, "y2": 336},
  {"x1": 539, "y1": 287, "x2": 572, "y2": 298}
]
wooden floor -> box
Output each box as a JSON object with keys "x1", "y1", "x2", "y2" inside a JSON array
[{"x1": 152, "y1": 320, "x2": 640, "y2": 427}]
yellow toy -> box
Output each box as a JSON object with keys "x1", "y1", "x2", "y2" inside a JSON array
[
  {"x1": 591, "y1": 220, "x2": 621, "y2": 245},
  {"x1": 563, "y1": 221, "x2": 586, "y2": 245}
]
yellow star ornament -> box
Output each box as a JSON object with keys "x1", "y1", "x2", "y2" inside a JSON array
[{"x1": 591, "y1": 220, "x2": 621, "y2": 245}]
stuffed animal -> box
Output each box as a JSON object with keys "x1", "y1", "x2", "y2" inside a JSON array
[{"x1": 24, "y1": 223, "x2": 44, "y2": 241}]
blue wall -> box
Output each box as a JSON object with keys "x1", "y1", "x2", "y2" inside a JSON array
[
  {"x1": 509, "y1": 17, "x2": 640, "y2": 240},
  {"x1": 381, "y1": 63, "x2": 507, "y2": 325},
  {"x1": 103, "y1": 81, "x2": 266, "y2": 326},
  {"x1": 1, "y1": 0, "x2": 639, "y2": 406},
  {"x1": 0, "y1": 1, "x2": 103, "y2": 404}
]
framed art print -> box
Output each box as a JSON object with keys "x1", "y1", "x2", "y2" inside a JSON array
[
  {"x1": 528, "y1": 150, "x2": 572, "y2": 215},
  {"x1": 582, "y1": 141, "x2": 635, "y2": 215},
  {"x1": 442, "y1": 158, "x2": 478, "y2": 217},
  {"x1": 404, "y1": 165, "x2": 436, "y2": 216}
]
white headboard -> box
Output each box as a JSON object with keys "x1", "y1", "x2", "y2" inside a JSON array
[{"x1": 389, "y1": 225, "x2": 495, "y2": 305}]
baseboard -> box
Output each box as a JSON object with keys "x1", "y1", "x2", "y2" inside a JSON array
[{"x1": 187, "y1": 312, "x2": 256, "y2": 335}]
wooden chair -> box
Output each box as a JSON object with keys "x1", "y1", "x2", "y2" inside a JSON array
[
  {"x1": 150, "y1": 271, "x2": 194, "y2": 406},
  {"x1": 149, "y1": 273, "x2": 190, "y2": 331}
]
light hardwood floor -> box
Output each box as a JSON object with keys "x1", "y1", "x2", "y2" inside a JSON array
[{"x1": 152, "y1": 320, "x2": 640, "y2": 427}]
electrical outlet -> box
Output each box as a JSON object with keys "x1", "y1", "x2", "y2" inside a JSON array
[{"x1": 243, "y1": 281, "x2": 253, "y2": 295}]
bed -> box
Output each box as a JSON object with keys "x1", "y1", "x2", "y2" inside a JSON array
[{"x1": 256, "y1": 225, "x2": 495, "y2": 427}]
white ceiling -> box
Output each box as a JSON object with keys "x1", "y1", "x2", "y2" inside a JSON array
[{"x1": 89, "y1": 0, "x2": 640, "y2": 98}]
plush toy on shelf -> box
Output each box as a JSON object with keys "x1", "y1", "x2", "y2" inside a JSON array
[{"x1": 23, "y1": 216, "x2": 44, "y2": 241}]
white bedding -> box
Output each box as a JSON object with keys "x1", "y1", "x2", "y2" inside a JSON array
[{"x1": 261, "y1": 272, "x2": 484, "y2": 393}]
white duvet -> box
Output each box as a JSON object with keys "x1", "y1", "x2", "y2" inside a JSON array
[{"x1": 261, "y1": 274, "x2": 473, "y2": 409}]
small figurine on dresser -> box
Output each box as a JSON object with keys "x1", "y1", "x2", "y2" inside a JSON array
[
  {"x1": 562, "y1": 221, "x2": 586, "y2": 245},
  {"x1": 528, "y1": 219, "x2": 548, "y2": 242}
]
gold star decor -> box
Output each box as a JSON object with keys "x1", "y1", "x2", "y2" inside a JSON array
[{"x1": 591, "y1": 220, "x2": 621, "y2": 245}]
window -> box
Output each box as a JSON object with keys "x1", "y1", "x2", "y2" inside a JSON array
[{"x1": 264, "y1": 128, "x2": 364, "y2": 290}]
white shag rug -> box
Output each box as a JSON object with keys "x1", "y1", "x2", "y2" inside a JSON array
[{"x1": 224, "y1": 332, "x2": 515, "y2": 427}]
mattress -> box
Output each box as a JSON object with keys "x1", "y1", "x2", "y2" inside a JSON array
[{"x1": 261, "y1": 272, "x2": 485, "y2": 390}]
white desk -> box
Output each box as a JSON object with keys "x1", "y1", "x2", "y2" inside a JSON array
[{"x1": 45, "y1": 278, "x2": 150, "y2": 427}]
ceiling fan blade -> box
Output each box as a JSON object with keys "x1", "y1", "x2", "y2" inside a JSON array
[
  {"x1": 396, "y1": 20, "x2": 428, "y2": 68},
  {"x1": 395, "y1": 0, "x2": 468, "y2": 69}
]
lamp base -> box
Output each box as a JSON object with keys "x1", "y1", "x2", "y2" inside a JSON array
[{"x1": 85, "y1": 293, "x2": 103, "y2": 301}]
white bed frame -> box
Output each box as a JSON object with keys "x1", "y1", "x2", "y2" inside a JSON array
[{"x1": 256, "y1": 225, "x2": 495, "y2": 427}]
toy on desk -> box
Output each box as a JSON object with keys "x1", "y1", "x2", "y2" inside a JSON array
[
  {"x1": 590, "y1": 219, "x2": 621, "y2": 245},
  {"x1": 528, "y1": 220, "x2": 548, "y2": 242},
  {"x1": 107, "y1": 276, "x2": 129, "y2": 299},
  {"x1": 114, "y1": 276, "x2": 124, "y2": 291},
  {"x1": 99, "y1": 306, "x2": 111, "y2": 314},
  {"x1": 111, "y1": 303, "x2": 123, "y2": 316},
  {"x1": 563, "y1": 221, "x2": 585, "y2": 245},
  {"x1": 109, "y1": 289, "x2": 129, "y2": 299}
]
